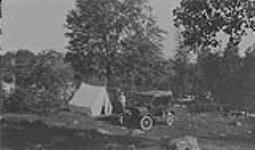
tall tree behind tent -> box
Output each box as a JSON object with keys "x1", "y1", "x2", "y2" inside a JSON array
[{"x1": 65, "y1": 0, "x2": 166, "y2": 90}]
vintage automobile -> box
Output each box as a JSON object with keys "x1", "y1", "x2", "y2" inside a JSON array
[{"x1": 119, "y1": 91, "x2": 175, "y2": 130}]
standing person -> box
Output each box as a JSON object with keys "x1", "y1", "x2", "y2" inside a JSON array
[{"x1": 118, "y1": 91, "x2": 126, "y2": 113}]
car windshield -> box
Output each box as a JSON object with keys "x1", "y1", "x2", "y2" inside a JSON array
[
  {"x1": 151, "y1": 96, "x2": 170, "y2": 106},
  {"x1": 128, "y1": 91, "x2": 172, "y2": 107},
  {"x1": 134, "y1": 95, "x2": 152, "y2": 106}
]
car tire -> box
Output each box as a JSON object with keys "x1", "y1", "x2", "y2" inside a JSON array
[
  {"x1": 165, "y1": 112, "x2": 174, "y2": 126},
  {"x1": 139, "y1": 115, "x2": 153, "y2": 130}
]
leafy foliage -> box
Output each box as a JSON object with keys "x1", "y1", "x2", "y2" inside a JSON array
[
  {"x1": 65, "y1": 0, "x2": 166, "y2": 90},
  {"x1": 1, "y1": 50, "x2": 76, "y2": 114},
  {"x1": 197, "y1": 46, "x2": 242, "y2": 99},
  {"x1": 172, "y1": 0, "x2": 255, "y2": 109},
  {"x1": 112, "y1": 38, "x2": 167, "y2": 90},
  {"x1": 174, "y1": 0, "x2": 255, "y2": 50}
]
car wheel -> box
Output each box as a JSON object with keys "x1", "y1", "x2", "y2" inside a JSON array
[
  {"x1": 165, "y1": 112, "x2": 174, "y2": 126},
  {"x1": 139, "y1": 115, "x2": 153, "y2": 130}
]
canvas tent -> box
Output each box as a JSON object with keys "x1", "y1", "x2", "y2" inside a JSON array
[{"x1": 69, "y1": 83, "x2": 112, "y2": 116}]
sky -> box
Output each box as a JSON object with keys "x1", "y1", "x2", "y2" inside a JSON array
[
  {"x1": 2, "y1": 0, "x2": 255, "y2": 57},
  {"x1": 2, "y1": 0, "x2": 180, "y2": 57}
]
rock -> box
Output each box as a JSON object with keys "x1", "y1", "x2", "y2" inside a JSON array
[
  {"x1": 33, "y1": 143, "x2": 43, "y2": 149},
  {"x1": 77, "y1": 132, "x2": 86, "y2": 138},
  {"x1": 54, "y1": 122, "x2": 66, "y2": 127},
  {"x1": 164, "y1": 136, "x2": 200, "y2": 150},
  {"x1": 181, "y1": 105, "x2": 187, "y2": 109},
  {"x1": 130, "y1": 129, "x2": 145, "y2": 136},
  {"x1": 97, "y1": 128, "x2": 113, "y2": 135},
  {"x1": 128, "y1": 144, "x2": 136, "y2": 150},
  {"x1": 247, "y1": 130, "x2": 252, "y2": 134},
  {"x1": 235, "y1": 121, "x2": 242, "y2": 127},
  {"x1": 73, "y1": 120, "x2": 79, "y2": 124},
  {"x1": 105, "y1": 143, "x2": 122, "y2": 150},
  {"x1": 230, "y1": 121, "x2": 242, "y2": 127},
  {"x1": 173, "y1": 104, "x2": 181, "y2": 108},
  {"x1": 120, "y1": 126, "x2": 128, "y2": 130},
  {"x1": 219, "y1": 133, "x2": 226, "y2": 137}
]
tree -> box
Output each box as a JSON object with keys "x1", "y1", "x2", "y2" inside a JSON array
[
  {"x1": 173, "y1": 0, "x2": 255, "y2": 104},
  {"x1": 163, "y1": 30, "x2": 202, "y2": 97},
  {"x1": 0, "y1": 52, "x2": 16, "y2": 102},
  {"x1": 170, "y1": 50, "x2": 202, "y2": 97},
  {"x1": 25, "y1": 50, "x2": 75, "y2": 112},
  {"x1": 174, "y1": 0, "x2": 255, "y2": 52},
  {"x1": 113, "y1": 37, "x2": 166, "y2": 90},
  {"x1": 13, "y1": 49, "x2": 36, "y2": 87},
  {"x1": 65, "y1": 0, "x2": 165, "y2": 87},
  {"x1": 196, "y1": 45, "x2": 245, "y2": 102},
  {"x1": 242, "y1": 44, "x2": 255, "y2": 90},
  {"x1": 1, "y1": 50, "x2": 76, "y2": 113}
]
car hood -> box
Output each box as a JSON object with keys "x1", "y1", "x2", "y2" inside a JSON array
[{"x1": 128, "y1": 106, "x2": 150, "y2": 114}]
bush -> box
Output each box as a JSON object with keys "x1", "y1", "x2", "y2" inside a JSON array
[
  {"x1": 1, "y1": 50, "x2": 76, "y2": 114},
  {"x1": 2, "y1": 88, "x2": 33, "y2": 113},
  {"x1": 2, "y1": 87, "x2": 64, "y2": 114}
]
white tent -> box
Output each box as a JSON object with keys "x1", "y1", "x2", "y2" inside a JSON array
[{"x1": 69, "y1": 83, "x2": 112, "y2": 116}]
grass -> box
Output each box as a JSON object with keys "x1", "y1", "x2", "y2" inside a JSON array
[{"x1": 1, "y1": 106, "x2": 255, "y2": 150}]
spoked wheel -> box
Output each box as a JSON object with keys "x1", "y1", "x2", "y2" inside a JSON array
[
  {"x1": 139, "y1": 115, "x2": 153, "y2": 130},
  {"x1": 165, "y1": 112, "x2": 174, "y2": 126}
]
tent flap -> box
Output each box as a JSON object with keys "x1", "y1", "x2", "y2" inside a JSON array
[{"x1": 69, "y1": 83, "x2": 112, "y2": 116}]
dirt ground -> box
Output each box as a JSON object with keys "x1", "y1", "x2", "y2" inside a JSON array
[{"x1": 1, "y1": 110, "x2": 255, "y2": 150}]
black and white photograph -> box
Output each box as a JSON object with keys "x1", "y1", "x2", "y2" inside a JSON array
[{"x1": 1, "y1": 0, "x2": 255, "y2": 149}]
